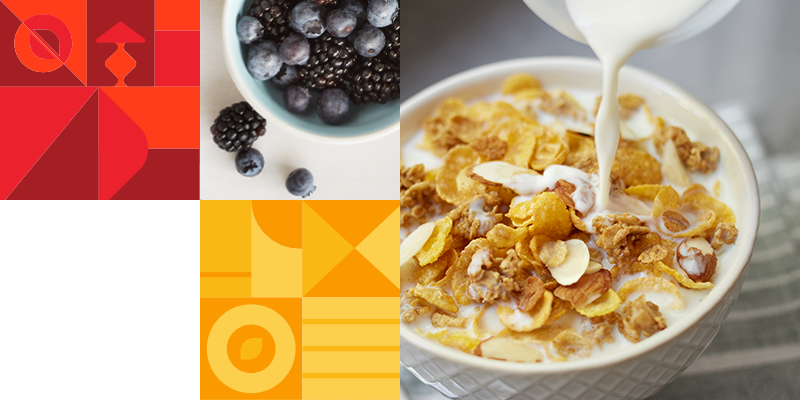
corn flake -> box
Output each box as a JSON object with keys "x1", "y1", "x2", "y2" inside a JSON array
[
  {"x1": 410, "y1": 284, "x2": 459, "y2": 313},
  {"x1": 612, "y1": 148, "x2": 663, "y2": 186},
  {"x1": 414, "y1": 248, "x2": 457, "y2": 285},
  {"x1": 619, "y1": 276, "x2": 683, "y2": 310},
  {"x1": 501, "y1": 121, "x2": 540, "y2": 167},
  {"x1": 487, "y1": 224, "x2": 528, "y2": 248},
  {"x1": 501, "y1": 74, "x2": 541, "y2": 95},
  {"x1": 530, "y1": 129, "x2": 568, "y2": 171},
  {"x1": 573, "y1": 289, "x2": 622, "y2": 318},
  {"x1": 436, "y1": 145, "x2": 481, "y2": 204},
  {"x1": 654, "y1": 261, "x2": 714, "y2": 290},
  {"x1": 653, "y1": 186, "x2": 680, "y2": 217},
  {"x1": 497, "y1": 291, "x2": 553, "y2": 332},
  {"x1": 416, "y1": 217, "x2": 453, "y2": 266},
  {"x1": 509, "y1": 192, "x2": 572, "y2": 238}
]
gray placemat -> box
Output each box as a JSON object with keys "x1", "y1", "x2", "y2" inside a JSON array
[{"x1": 401, "y1": 102, "x2": 800, "y2": 399}]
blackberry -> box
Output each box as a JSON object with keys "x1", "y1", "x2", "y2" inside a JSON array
[
  {"x1": 210, "y1": 102, "x2": 267, "y2": 152},
  {"x1": 248, "y1": 0, "x2": 299, "y2": 42},
  {"x1": 346, "y1": 58, "x2": 399, "y2": 104},
  {"x1": 380, "y1": 16, "x2": 399, "y2": 66},
  {"x1": 298, "y1": 32, "x2": 357, "y2": 90}
]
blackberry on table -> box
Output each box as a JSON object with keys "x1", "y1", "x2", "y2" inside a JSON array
[
  {"x1": 346, "y1": 58, "x2": 399, "y2": 104},
  {"x1": 211, "y1": 102, "x2": 267, "y2": 152},
  {"x1": 380, "y1": 16, "x2": 399, "y2": 66},
  {"x1": 298, "y1": 32, "x2": 357, "y2": 90},
  {"x1": 248, "y1": 0, "x2": 299, "y2": 42}
]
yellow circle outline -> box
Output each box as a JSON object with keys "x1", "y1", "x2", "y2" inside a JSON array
[{"x1": 207, "y1": 304, "x2": 296, "y2": 394}]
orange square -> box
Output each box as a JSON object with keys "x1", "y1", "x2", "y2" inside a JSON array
[
  {"x1": 200, "y1": 298, "x2": 302, "y2": 399},
  {"x1": 155, "y1": 0, "x2": 200, "y2": 30}
]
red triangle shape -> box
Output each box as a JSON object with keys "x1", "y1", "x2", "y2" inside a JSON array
[
  {"x1": 8, "y1": 91, "x2": 99, "y2": 200},
  {"x1": 305, "y1": 249, "x2": 400, "y2": 297},
  {"x1": 305, "y1": 200, "x2": 399, "y2": 247},
  {"x1": 97, "y1": 22, "x2": 145, "y2": 43}
]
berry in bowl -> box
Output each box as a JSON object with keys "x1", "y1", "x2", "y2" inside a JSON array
[{"x1": 222, "y1": 0, "x2": 400, "y2": 144}]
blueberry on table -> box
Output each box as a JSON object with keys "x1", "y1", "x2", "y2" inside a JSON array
[
  {"x1": 367, "y1": 0, "x2": 398, "y2": 28},
  {"x1": 284, "y1": 85, "x2": 310, "y2": 114},
  {"x1": 292, "y1": 1, "x2": 328, "y2": 39},
  {"x1": 316, "y1": 88, "x2": 352, "y2": 125},
  {"x1": 235, "y1": 148, "x2": 265, "y2": 177},
  {"x1": 237, "y1": 16, "x2": 264, "y2": 44},
  {"x1": 279, "y1": 33, "x2": 311, "y2": 65},
  {"x1": 353, "y1": 24, "x2": 385, "y2": 58},
  {"x1": 247, "y1": 41, "x2": 283, "y2": 80},
  {"x1": 326, "y1": 8, "x2": 358, "y2": 38},
  {"x1": 286, "y1": 168, "x2": 317, "y2": 198}
]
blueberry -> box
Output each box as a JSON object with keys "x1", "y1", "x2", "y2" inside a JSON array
[
  {"x1": 341, "y1": 0, "x2": 367, "y2": 27},
  {"x1": 291, "y1": 1, "x2": 327, "y2": 39},
  {"x1": 326, "y1": 9, "x2": 358, "y2": 38},
  {"x1": 247, "y1": 41, "x2": 283, "y2": 80},
  {"x1": 235, "y1": 148, "x2": 265, "y2": 177},
  {"x1": 316, "y1": 88, "x2": 352, "y2": 125},
  {"x1": 279, "y1": 33, "x2": 310, "y2": 65},
  {"x1": 237, "y1": 16, "x2": 264, "y2": 44},
  {"x1": 271, "y1": 64, "x2": 299, "y2": 89},
  {"x1": 284, "y1": 85, "x2": 310, "y2": 114},
  {"x1": 286, "y1": 168, "x2": 316, "y2": 197},
  {"x1": 366, "y1": 0, "x2": 397, "y2": 28},
  {"x1": 353, "y1": 24, "x2": 385, "y2": 58}
]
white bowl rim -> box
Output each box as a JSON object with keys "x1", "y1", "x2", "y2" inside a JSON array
[
  {"x1": 220, "y1": 0, "x2": 399, "y2": 145},
  {"x1": 400, "y1": 56, "x2": 760, "y2": 375}
]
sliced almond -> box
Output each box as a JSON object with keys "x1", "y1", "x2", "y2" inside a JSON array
[
  {"x1": 400, "y1": 222, "x2": 435, "y2": 270},
  {"x1": 547, "y1": 239, "x2": 590, "y2": 286},
  {"x1": 620, "y1": 121, "x2": 637, "y2": 141},
  {"x1": 661, "y1": 139, "x2": 692, "y2": 187},
  {"x1": 475, "y1": 336, "x2": 543, "y2": 363},
  {"x1": 585, "y1": 260, "x2": 603, "y2": 274},
  {"x1": 677, "y1": 237, "x2": 717, "y2": 283},
  {"x1": 468, "y1": 161, "x2": 535, "y2": 187}
]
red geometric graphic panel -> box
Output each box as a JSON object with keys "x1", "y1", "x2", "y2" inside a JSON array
[{"x1": 155, "y1": 31, "x2": 200, "y2": 87}]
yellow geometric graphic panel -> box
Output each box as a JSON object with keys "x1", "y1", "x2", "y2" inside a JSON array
[
  {"x1": 301, "y1": 202, "x2": 353, "y2": 296},
  {"x1": 356, "y1": 206, "x2": 401, "y2": 289},
  {"x1": 201, "y1": 200, "x2": 399, "y2": 400}
]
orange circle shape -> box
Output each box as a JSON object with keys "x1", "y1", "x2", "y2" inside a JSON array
[{"x1": 14, "y1": 15, "x2": 73, "y2": 73}]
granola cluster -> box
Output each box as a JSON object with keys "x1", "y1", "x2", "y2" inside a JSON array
[{"x1": 400, "y1": 74, "x2": 738, "y2": 362}]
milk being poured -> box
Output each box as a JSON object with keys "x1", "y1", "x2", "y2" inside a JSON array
[{"x1": 564, "y1": 0, "x2": 711, "y2": 209}]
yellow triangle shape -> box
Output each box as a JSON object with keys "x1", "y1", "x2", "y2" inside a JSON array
[
  {"x1": 302, "y1": 202, "x2": 354, "y2": 295},
  {"x1": 356, "y1": 206, "x2": 400, "y2": 288}
]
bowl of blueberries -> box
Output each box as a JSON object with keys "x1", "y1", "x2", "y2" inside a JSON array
[{"x1": 222, "y1": 0, "x2": 400, "y2": 145}]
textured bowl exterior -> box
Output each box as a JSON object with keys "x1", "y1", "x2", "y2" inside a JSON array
[
  {"x1": 401, "y1": 278, "x2": 744, "y2": 400},
  {"x1": 400, "y1": 58, "x2": 759, "y2": 400}
]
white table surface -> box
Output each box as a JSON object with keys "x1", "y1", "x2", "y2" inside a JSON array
[{"x1": 200, "y1": 0, "x2": 399, "y2": 200}]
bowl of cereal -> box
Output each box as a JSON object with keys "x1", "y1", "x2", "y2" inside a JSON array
[
  {"x1": 222, "y1": 0, "x2": 400, "y2": 144},
  {"x1": 399, "y1": 57, "x2": 759, "y2": 399}
]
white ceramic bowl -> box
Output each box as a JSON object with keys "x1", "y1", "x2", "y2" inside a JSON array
[
  {"x1": 221, "y1": 0, "x2": 400, "y2": 145},
  {"x1": 521, "y1": 0, "x2": 741, "y2": 48},
  {"x1": 400, "y1": 57, "x2": 760, "y2": 400}
]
